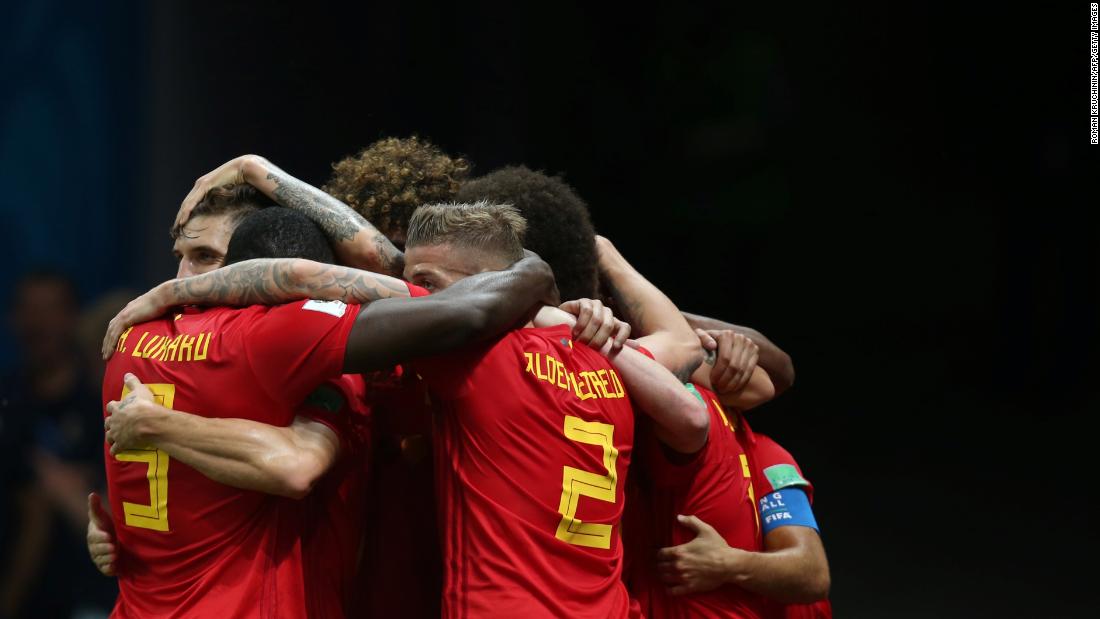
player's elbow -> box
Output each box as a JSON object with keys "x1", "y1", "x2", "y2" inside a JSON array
[
  {"x1": 667, "y1": 397, "x2": 711, "y2": 453},
  {"x1": 788, "y1": 564, "x2": 830, "y2": 603},
  {"x1": 772, "y1": 352, "x2": 795, "y2": 395},
  {"x1": 274, "y1": 452, "x2": 328, "y2": 500}
]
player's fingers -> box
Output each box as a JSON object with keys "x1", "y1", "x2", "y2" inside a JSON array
[
  {"x1": 611, "y1": 319, "x2": 631, "y2": 351},
  {"x1": 571, "y1": 300, "x2": 595, "y2": 340},
  {"x1": 623, "y1": 338, "x2": 642, "y2": 350},
  {"x1": 695, "y1": 328, "x2": 717, "y2": 350},
  {"x1": 576, "y1": 301, "x2": 603, "y2": 344},
  {"x1": 558, "y1": 299, "x2": 581, "y2": 316},
  {"x1": 731, "y1": 348, "x2": 759, "y2": 393},
  {"x1": 656, "y1": 545, "x2": 683, "y2": 562},
  {"x1": 588, "y1": 306, "x2": 616, "y2": 350},
  {"x1": 711, "y1": 333, "x2": 733, "y2": 388},
  {"x1": 676, "y1": 514, "x2": 714, "y2": 536}
]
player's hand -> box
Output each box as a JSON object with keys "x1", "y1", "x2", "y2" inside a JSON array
[
  {"x1": 87, "y1": 492, "x2": 117, "y2": 577},
  {"x1": 102, "y1": 287, "x2": 170, "y2": 360},
  {"x1": 104, "y1": 374, "x2": 158, "y2": 454},
  {"x1": 174, "y1": 154, "x2": 264, "y2": 231},
  {"x1": 656, "y1": 514, "x2": 741, "y2": 595},
  {"x1": 559, "y1": 298, "x2": 630, "y2": 353},
  {"x1": 697, "y1": 329, "x2": 759, "y2": 395}
]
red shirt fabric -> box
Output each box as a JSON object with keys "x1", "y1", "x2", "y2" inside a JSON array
[
  {"x1": 357, "y1": 365, "x2": 442, "y2": 619},
  {"x1": 416, "y1": 325, "x2": 636, "y2": 619},
  {"x1": 736, "y1": 419, "x2": 832, "y2": 619},
  {"x1": 632, "y1": 383, "x2": 768, "y2": 619},
  {"x1": 102, "y1": 300, "x2": 358, "y2": 618},
  {"x1": 287, "y1": 373, "x2": 373, "y2": 619}
]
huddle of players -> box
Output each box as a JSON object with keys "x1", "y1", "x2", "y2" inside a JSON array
[{"x1": 85, "y1": 138, "x2": 831, "y2": 618}]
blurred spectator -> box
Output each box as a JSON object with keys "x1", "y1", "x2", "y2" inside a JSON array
[{"x1": 0, "y1": 270, "x2": 116, "y2": 619}]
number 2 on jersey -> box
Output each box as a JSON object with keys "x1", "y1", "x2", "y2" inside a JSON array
[
  {"x1": 556, "y1": 415, "x2": 618, "y2": 549},
  {"x1": 114, "y1": 383, "x2": 175, "y2": 532}
]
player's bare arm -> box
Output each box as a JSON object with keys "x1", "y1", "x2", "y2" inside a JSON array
[
  {"x1": 681, "y1": 311, "x2": 795, "y2": 394},
  {"x1": 102, "y1": 258, "x2": 412, "y2": 358},
  {"x1": 657, "y1": 514, "x2": 830, "y2": 604},
  {"x1": 549, "y1": 294, "x2": 708, "y2": 452},
  {"x1": 692, "y1": 329, "x2": 775, "y2": 410},
  {"x1": 596, "y1": 235, "x2": 703, "y2": 381},
  {"x1": 341, "y1": 253, "x2": 558, "y2": 373},
  {"x1": 105, "y1": 374, "x2": 339, "y2": 499},
  {"x1": 175, "y1": 154, "x2": 405, "y2": 276}
]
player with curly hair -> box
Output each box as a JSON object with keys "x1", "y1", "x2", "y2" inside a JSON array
[{"x1": 322, "y1": 136, "x2": 471, "y2": 249}]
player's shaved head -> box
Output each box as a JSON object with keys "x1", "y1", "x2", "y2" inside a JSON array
[
  {"x1": 406, "y1": 201, "x2": 526, "y2": 265},
  {"x1": 403, "y1": 201, "x2": 527, "y2": 292},
  {"x1": 223, "y1": 207, "x2": 335, "y2": 265}
]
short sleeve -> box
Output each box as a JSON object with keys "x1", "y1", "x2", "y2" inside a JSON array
[
  {"x1": 752, "y1": 433, "x2": 814, "y2": 502},
  {"x1": 243, "y1": 300, "x2": 361, "y2": 406}
]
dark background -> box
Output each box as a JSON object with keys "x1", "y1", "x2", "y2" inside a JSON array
[{"x1": 2, "y1": 1, "x2": 1096, "y2": 617}]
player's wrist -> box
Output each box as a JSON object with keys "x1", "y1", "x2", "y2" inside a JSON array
[
  {"x1": 721, "y1": 546, "x2": 752, "y2": 585},
  {"x1": 238, "y1": 155, "x2": 268, "y2": 186}
]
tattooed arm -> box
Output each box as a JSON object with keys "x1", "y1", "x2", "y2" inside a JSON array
[
  {"x1": 596, "y1": 235, "x2": 703, "y2": 382},
  {"x1": 101, "y1": 259, "x2": 413, "y2": 358},
  {"x1": 175, "y1": 155, "x2": 405, "y2": 276},
  {"x1": 681, "y1": 312, "x2": 795, "y2": 395}
]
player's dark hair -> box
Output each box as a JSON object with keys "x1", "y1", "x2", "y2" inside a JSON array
[
  {"x1": 455, "y1": 165, "x2": 598, "y2": 301},
  {"x1": 223, "y1": 207, "x2": 335, "y2": 265},
  {"x1": 170, "y1": 184, "x2": 275, "y2": 239}
]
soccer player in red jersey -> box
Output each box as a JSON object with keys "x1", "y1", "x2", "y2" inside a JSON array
[
  {"x1": 98, "y1": 224, "x2": 556, "y2": 617},
  {"x1": 595, "y1": 235, "x2": 781, "y2": 618},
  {"x1": 397, "y1": 202, "x2": 709, "y2": 618},
  {"x1": 656, "y1": 417, "x2": 831, "y2": 618}
]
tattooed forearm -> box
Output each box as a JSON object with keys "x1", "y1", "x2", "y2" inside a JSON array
[
  {"x1": 254, "y1": 161, "x2": 405, "y2": 276},
  {"x1": 265, "y1": 169, "x2": 365, "y2": 242},
  {"x1": 165, "y1": 259, "x2": 411, "y2": 307}
]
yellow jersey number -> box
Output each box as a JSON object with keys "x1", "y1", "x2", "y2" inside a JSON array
[
  {"x1": 113, "y1": 383, "x2": 175, "y2": 532},
  {"x1": 555, "y1": 415, "x2": 619, "y2": 549}
]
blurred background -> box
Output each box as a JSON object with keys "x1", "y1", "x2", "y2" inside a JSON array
[{"x1": 1, "y1": 1, "x2": 1094, "y2": 617}]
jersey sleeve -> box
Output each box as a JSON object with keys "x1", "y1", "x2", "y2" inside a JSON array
[
  {"x1": 406, "y1": 282, "x2": 431, "y2": 297},
  {"x1": 752, "y1": 433, "x2": 815, "y2": 502},
  {"x1": 243, "y1": 300, "x2": 361, "y2": 407}
]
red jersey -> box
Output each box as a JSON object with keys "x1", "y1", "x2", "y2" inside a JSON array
[
  {"x1": 358, "y1": 365, "x2": 442, "y2": 618},
  {"x1": 103, "y1": 299, "x2": 358, "y2": 618},
  {"x1": 634, "y1": 383, "x2": 768, "y2": 619},
  {"x1": 417, "y1": 325, "x2": 636, "y2": 619},
  {"x1": 737, "y1": 420, "x2": 832, "y2": 619},
  {"x1": 289, "y1": 373, "x2": 373, "y2": 619}
]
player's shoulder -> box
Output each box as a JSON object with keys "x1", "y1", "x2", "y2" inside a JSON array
[{"x1": 752, "y1": 432, "x2": 812, "y2": 492}]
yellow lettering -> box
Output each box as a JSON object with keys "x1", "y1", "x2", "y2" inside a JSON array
[
  {"x1": 546, "y1": 356, "x2": 557, "y2": 385},
  {"x1": 131, "y1": 332, "x2": 149, "y2": 357},
  {"x1": 524, "y1": 352, "x2": 534, "y2": 374},
  {"x1": 534, "y1": 353, "x2": 548, "y2": 381},
  {"x1": 178, "y1": 335, "x2": 195, "y2": 362},
  {"x1": 117, "y1": 327, "x2": 133, "y2": 353},
  {"x1": 608, "y1": 369, "x2": 625, "y2": 398},
  {"x1": 140, "y1": 335, "x2": 163, "y2": 359},
  {"x1": 162, "y1": 335, "x2": 182, "y2": 362},
  {"x1": 194, "y1": 332, "x2": 212, "y2": 361},
  {"x1": 556, "y1": 359, "x2": 569, "y2": 390},
  {"x1": 595, "y1": 369, "x2": 611, "y2": 398}
]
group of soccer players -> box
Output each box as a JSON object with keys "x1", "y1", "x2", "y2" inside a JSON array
[{"x1": 83, "y1": 137, "x2": 832, "y2": 618}]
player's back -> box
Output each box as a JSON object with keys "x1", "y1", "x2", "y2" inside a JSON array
[
  {"x1": 419, "y1": 324, "x2": 636, "y2": 619},
  {"x1": 103, "y1": 300, "x2": 358, "y2": 618},
  {"x1": 637, "y1": 383, "x2": 768, "y2": 619}
]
